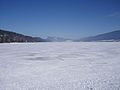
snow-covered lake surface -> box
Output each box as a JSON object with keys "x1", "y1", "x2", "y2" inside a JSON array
[{"x1": 0, "y1": 42, "x2": 120, "y2": 90}]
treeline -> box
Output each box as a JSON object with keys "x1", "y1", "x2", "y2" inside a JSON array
[{"x1": 0, "y1": 29, "x2": 46, "y2": 43}]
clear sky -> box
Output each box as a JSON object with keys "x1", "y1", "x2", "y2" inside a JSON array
[{"x1": 0, "y1": 0, "x2": 120, "y2": 39}]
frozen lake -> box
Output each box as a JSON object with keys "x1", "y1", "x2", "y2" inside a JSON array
[{"x1": 0, "y1": 42, "x2": 120, "y2": 90}]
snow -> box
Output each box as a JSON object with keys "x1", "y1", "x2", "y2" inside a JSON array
[{"x1": 0, "y1": 42, "x2": 120, "y2": 90}]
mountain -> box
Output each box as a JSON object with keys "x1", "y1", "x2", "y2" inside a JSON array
[
  {"x1": 0, "y1": 29, "x2": 46, "y2": 43},
  {"x1": 46, "y1": 36, "x2": 72, "y2": 42},
  {"x1": 75, "y1": 30, "x2": 120, "y2": 42},
  {"x1": 1, "y1": 29, "x2": 119, "y2": 43}
]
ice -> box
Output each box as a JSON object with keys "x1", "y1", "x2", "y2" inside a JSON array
[{"x1": 0, "y1": 42, "x2": 120, "y2": 90}]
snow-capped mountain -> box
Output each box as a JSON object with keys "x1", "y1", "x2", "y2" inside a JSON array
[{"x1": 46, "y1": 36, "x2": 72, "y2": 42}]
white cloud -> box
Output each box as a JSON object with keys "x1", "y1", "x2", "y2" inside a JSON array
[{"x1": 108, "y1": 12, "x2": 120, "y2": 18}]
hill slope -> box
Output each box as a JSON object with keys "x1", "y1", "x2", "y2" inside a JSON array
[
  {"x1": 0, "y1": 29, "x2": 46, "y2": 43},
  {"x1": 75, "y1": 30, "x2": 120, "y2": 42}
]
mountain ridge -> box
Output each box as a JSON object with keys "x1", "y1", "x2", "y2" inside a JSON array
[
  {"x1": 0, "y1": 29, "x2": 46, "y2": 43},
  {"x1": 74, "y1": 30, "x2": 120, "y2": 42},
  {"x1": 1, "y1": 29, "x2": 120, "y2": 43}
]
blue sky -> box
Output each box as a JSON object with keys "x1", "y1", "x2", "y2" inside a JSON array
[{"x1": 0, "y1": 0, "x2": 120, "y2": 39}]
